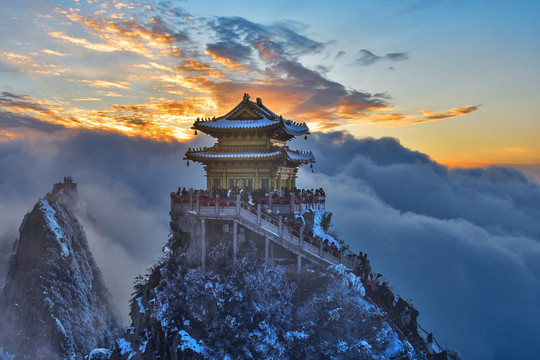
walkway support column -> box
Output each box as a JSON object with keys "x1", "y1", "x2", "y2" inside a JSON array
[
  {"x1": 265, "y1": 236, "x2": 269, "y2": 265},
  {"x1": 233, "y1": 220, "x2": 238, "y2": 262},
  {"x1": 297, "y1": 254, "x2": 302, "y2": 280},
  {"x1": 201, "y1": 218, "x2": 206, "y2": 272}
]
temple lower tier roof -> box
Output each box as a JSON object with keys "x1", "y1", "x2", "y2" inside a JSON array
[{"x1": 184, "y1": 147, "x2": 315, "y2": 164}]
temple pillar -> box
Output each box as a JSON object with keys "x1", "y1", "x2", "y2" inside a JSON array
[
  {"x1": 233, "y1": 220, "x2": 238, "y2": 261},
  {"x1": 255, "y1": 168, "x2": 260, "y2": 189},
  {"x1": 265, "y1": 235, "x2": 269, "y2": 265},
  {"x1": 297, "y1": 254, "x2": 302, "y2": 279},
  {"x1": 201, "y1": 218, "x2": 206, "y2": 272},
  {"x1": 299, "y1": 225, "x2": 304, "y2": 250}
]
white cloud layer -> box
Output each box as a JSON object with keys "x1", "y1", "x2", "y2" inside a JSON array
[{"x1": 1, "y1": 128, "x2": 540, "y2": 358}]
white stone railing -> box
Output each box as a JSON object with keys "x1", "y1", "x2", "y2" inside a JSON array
[{"x1": 171, "y1": 191, "x2": 352, "y2": 270}]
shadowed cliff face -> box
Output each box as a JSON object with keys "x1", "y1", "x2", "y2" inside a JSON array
[{"x1": 0, "y1": 180, "x2": 122, "y2": 360}]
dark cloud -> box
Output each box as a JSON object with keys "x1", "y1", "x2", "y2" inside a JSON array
[
  {"x1": 335, "y1": 50, "x2": 346, "y2": 59},
  {"x1": 292, "y1": 131, "x2": 540, "y2": 359},
  {"x1": 356, "y1": 49, "x2": 409, "y2": 66},
  {"x1": 208, "y1": 16, "x2": 323, "y2": 59},
  {"x1": 206, "y1": 41, "x2": 253, "y2": 64},
  {"x1": 0, "y1": 110, "x2": 65, "y2": 133}
]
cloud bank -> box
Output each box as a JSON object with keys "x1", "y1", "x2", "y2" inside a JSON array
[
  {"x1": 1, "y1": 123, "x2": 540, "y2": 358},
  {"x1": 291, "y1": 132, "x2": 540, "y2": 360}
]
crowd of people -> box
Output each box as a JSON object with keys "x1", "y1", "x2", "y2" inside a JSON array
[
  {"x1": 172, "y1": 186, "x2": 326, "y2": 207},
  {"x1": 350, "y1": 251, "x2": 448, "y2": 359}
]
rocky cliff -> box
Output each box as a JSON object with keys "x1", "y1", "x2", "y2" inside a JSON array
[
  {"x1": 109, "y1": 225, "x2": 424, "y2": 360},
  {"x1": 0, "y1": 178, "x2": 122, "y2": 359}
]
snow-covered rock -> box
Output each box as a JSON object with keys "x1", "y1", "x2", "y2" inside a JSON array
[
  {"x1": 0, "y1": 178, "x2": 122, "y2": 360},
  {"x1": 110, "y1": 235, "x2": 423, "y2": 360},
  {"x1": 87, "y1": 348, "x2": 112, "y2": 360}
]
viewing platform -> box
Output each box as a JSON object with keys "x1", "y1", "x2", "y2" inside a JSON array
[{"x1": 170, "y1": 190, "x2": 355, "y2": 272}]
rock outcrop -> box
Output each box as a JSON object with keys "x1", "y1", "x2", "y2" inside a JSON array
[
  {"x1": 109, "y1": 231, "x2": 423, "y2": 360},
  {"x1": 0, "y1": 178, "x2": 122, "y2": 360}
]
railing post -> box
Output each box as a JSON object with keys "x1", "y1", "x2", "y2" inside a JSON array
[
  {"x1": 189, "y1": 190, "x2": 193, "y2": 211},
  {"x1": 196, "y1": 191, "x2": 200, "y2": 214},
  {"x1": 201, "y1": 218, "x2": 206, "y2": 272},
  {"x1": 268, "y1": 192, "x2": 272, "y2": 210},
  {"x1": 265, "y1": 235, "x2": 269, "y2": 265},
  {"x1": 233, "y1": 220, "x2": 238, "y2": 262},
  {"x1": 257, "y1": 203, "x2": 261, "y2": 225},
  {"x1": 278, "y1": 216, "x2": 282, "y2": 237},
  {"x1": 290, "y1": 195, "x2": 295, "y2": 214},
  {"x1": 236, "y1": 194, "x2": 241, "y2": 215},
  {"x1": 319, "y1": 238, "x2": 323, "y2": 257},
  {"x1": 297, "y1": 254, "x2": 302, "y2": 280},
  {"x1": 215, "y1": 197, "x2": 219, "y2": 215},
  {"x1": 299, "y1": 226, "x2": 304, "y2": 250}
]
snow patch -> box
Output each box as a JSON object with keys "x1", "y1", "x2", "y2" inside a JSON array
[
  {"x1": 39, "y1": 200, "x2": 69, "y2": 257},
  {"x1": 136, "y1": 297, "x2": 146, "y2": 314},
  {"x1": 117, "y1": 339, "x2": 136, "y2": 360},
  {"x1": 310, "y1": 209, "x2": 340, "y2": 248},
  {"x1": 177, "y1": 330, "x2": 204, "y2": 354}
]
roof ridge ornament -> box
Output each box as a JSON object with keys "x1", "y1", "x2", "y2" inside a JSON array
[{"x1": 243, "y1": 93, "x2": 250, "y2": 102}]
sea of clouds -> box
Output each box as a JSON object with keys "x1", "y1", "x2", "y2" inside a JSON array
[{"x1": 1, "y1": 128, "x2": 540, "y2": 359}]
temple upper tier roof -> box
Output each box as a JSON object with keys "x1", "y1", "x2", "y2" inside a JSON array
[{"x1": 192, "y1": 93, "x2": 310, "y2": 141}]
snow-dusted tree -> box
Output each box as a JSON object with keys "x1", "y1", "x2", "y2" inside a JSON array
[{"x1": 112, "y1": 238, "x2": 423, "y2": 360}]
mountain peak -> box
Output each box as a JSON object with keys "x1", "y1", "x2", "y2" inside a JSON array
[{"x1": 0, "y1": 179, "x2": 122, "y2": 360}]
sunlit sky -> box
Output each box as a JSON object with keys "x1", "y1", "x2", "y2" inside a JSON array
[{"x1": 1, "y1": 0, "x2": 539, "y2": 168}]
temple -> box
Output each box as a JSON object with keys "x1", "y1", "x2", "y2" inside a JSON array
[
  {"x1": 184, "y1": 93, "x2": 315, "y2": 191},
  {"x1": 167, "y1": 95, "x2": 444, "y2": 357}
]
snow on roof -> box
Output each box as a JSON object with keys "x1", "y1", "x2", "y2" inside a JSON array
[
  {"x1": 192, "y1": 94, "x2": 309, "y2": 137},
  {"x1": 286, "y1": 150, "x2": 315, "y2": 163},
  {"x1": 188, "y1": 149, "x2": 282, "y2": 159},
  {"x1": 282, "y1": 120, "x2": 310, "y2": 136},
  {"x1": 196, "y1": 117, "x2": 278, "y2": 130}
]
